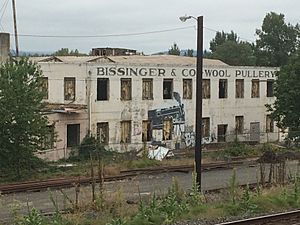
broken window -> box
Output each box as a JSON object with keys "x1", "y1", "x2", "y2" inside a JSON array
[
  {"x1": 267, "y1": 80, "x2": 274, "y2": 97},
  {"x1": 121, "y1": 121, "x2": 131, "y2": 143},
  {"x1": 202, "y1": 117, "x2": 210, "y2": 138},
  {"x1": 97, "y1": 122, "x2": 109, "y2": 144},
  {"x1": 163, "y1": 118, "x2": 172, "y2": 140},
  {"x1": 163, "y1": 79, "x2": 173, "y2": 99},
  {"x1": 97, "y1": 78, "x2": 109, "y2": 101},
  {"x1": 235, "y1": 116, "x2": 244, "y2": 134},
  {"x1": 121, "y1": 78, "x2": 132, "y2": 101},
  {"x1": 67, "y1": 124, "x2": 80, "y2": 147},
  {"x1": 64, "y1": 77, "x2": 76, "y2": 101},
  {"x1": 202, "y1": 79, "x2": 210, "y2": 99},
  {"x1": 235, "y1": 79, "x2": 244, "y2": 98},
  {"x1": 266, "y1": 115, "x2": 274, "y2": 133},
  {"x1": 219, "y1": 79, "x2": 228, "y2": 98},
  {"x1": 183, "y1": 79, "x2": 192, "y2": 99},
  {"x1": 41, "y1": 77, "x2": 49, "y2": 100},
  {"x1": 41, "y1": 125, "x2": 55, "y2": 149},
  {"x1": 251, "y1": 79, "x2": 260, "y2": 98},
  {"x1": 217, "y1": 124, "x2": 228, "y2": 142},
  {"x1": 142, "y1": 78, "x2": 153, "y2": 100},
  {"x1": 142, "y1": 120, "x2": 152, "y2": 142}
]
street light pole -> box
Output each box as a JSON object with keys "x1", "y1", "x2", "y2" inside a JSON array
[
  {"x1": 180, "y1": 15, "x2": 203, "y2": 190},
  {"x1": 195, "y1": 16, "x2": 203, "y2": 191}
]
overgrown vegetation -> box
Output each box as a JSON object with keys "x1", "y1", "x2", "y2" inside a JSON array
[{"x1": 12, "y1": 171, "x2": 300, "y2": 225}]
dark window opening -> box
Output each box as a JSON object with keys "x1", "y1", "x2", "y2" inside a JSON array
[
  {"x1": 97, "y1": 78, "x2": 109, "y2": 101},
  {"x1": 267, "y1": 80, "x2": 274, "y2": 97},
  {"x1": 163, "y1": 79, "x2": 173, "y2": 99},
  {"x1": 142, "y1": 120, "x2": 152, "y2": 142},
  {"x1": 236, "y1": 79, "x2": 244, "y2": 98},
  {"x1": 219, "y1": 79, "x2": 228, "y2": 98},
  {"x1": 67, "y1": 124, "x2": 80, "y2": 147},
  {"x1": 217, "y1": 124, "x2": 228, "y2": 142}
]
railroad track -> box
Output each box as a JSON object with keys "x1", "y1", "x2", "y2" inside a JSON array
[
  {"x1": 0, "y1": 160, "x2": 256, "y2": 194},
  {"x1": 216, "y1": 209, "x2": 300, "y2": 225}
]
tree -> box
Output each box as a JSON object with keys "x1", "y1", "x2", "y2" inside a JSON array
[
  {"x1": 266, "y1": 51, "x2": 300, "y2": 144},
  {"x1": 210, "y1": 41, "x2": 256, "y2": 66},
  {"x1": 168, "y1": 43, "x2": 180, "y2": 55},
  {"x1": 184, "y1": 49, "x2": 194, "y2": 57},
  {"x1": 255, "y1": 12, "x2": 299, "y2": 67},
  {"x1": 210, "y1": 31, "x2": 238, "y2": 53},
  {"x1": 53, "y1": 48, "x2": 86, "y2": 56},
  {"x1": 0, "y1": 58, "x2": 50, "y2": 178}
]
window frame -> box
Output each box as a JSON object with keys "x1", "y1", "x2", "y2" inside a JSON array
[
  {"x1": 183, "y1": 79, "x2": 193, "y2": 99},
  {"x1": 120, "y1": 78, "x2": 132, "y2": 101},
  {"x1": 64, "y1": 77, "x2": 76, "y2": 101}
]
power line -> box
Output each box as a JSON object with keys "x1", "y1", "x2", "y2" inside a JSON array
[
  {"x1": 12, "y1": 25, "x2": 196, "y2": 38},
  {"x1": 9, "y1": 25, "x2": 255, "y2": 44}
]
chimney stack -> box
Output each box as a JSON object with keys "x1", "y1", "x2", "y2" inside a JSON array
[{"x1": 0, "y1": 33, "x2": 10, "y2": 62}]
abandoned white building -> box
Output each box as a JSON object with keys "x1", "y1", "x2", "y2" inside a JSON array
[{"x1": 29, "y1": 54, "x2": 280, "y2": 160}]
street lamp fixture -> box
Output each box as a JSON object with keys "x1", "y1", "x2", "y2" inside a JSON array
[
  {"x1": 179, "y1": 15, "x2": 196, "y2": 22},
  {"x1": 180, "y1": 15, "x2": 203, "y2": 191}
]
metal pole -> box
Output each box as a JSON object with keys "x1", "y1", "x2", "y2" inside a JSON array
[
  {"x1": 195, "y1": 16, "x2": 203, "y2": 190},
  {"x1": 12, "y1": 0, "x2": 19, "y2": 56}
]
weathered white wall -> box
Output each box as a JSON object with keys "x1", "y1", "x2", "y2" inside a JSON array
[{"x1": 37, "y1": 60, "x2": 279, "y2": 159}]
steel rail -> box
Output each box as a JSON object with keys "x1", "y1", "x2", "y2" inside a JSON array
[
  {"x1": 216, "y1": 209, "x2": 300, "y2": 225},
  {"x1": 0, "y1": 159, "x2": 257, "y2": 194}
]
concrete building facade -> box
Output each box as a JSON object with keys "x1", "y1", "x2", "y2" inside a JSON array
[{"x1": 31, "y1": 55, "x2": 279, "y2": 160}]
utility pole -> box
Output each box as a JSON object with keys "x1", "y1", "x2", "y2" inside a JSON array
[{"x1": 12, "y1": 0, "x2": 19, "y2": 56}]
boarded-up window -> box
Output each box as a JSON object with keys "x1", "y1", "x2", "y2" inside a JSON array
[
  {"x1": 163, "y1": 79, "x2": 173, "y2": 99},
  {"x1": 219, "y1": 79, "x2": 228, "y2": 98},
  {"x1": 183, "y1": 79, "x2": 192, "y2": 99},
  {"x1": 235, "y1": 116, "x2": 244, "y2": 134},
  {"x1": 64, "y1": 77, "x2": 75, "y2": 101},
  {"x1": 142, "y1": 120, "x2": 152, "y2": 142},
  {"x1": 121, "y1": 121, "x2": 131, "y2": 143},
  {"x1": 251, "y1": 80, "x2": 260, "y2": 98},
  {"x1": 267, "y1": 80, "x2": 274, "y2": 97},
  {"x1": 142, "y1": 79, "x2": 153, "y2": 100},
  {"x1": 163, "y1": 118, "x2": 172, "y2": 140},
  {"x1": 202, "y1": 79, "x2": 210, "y2": 99},
  {"x1": 235, "y1": 79, "x2": 244, "y2": 98},
  {"x1": 97, "y1": 122, "x2": 109, "y2": 144},
  {"x1": 41, "y1": 77, "x2": 48, "y2": 100},
  {"x1": 202, "y1": 117, "x2": 210, "y2": 138},
  {"x1": 41, "y1": 125, "x2": 55, "y2": 149},
  {"x1": 266, "y1": 115, "x2": 274, "y2": 133},
  {"x1": 121, "y1": 78, "x2": 132, "y2": 100},
  {"x1": 97, "y1": 78, "x2": 109, "y2": 101},
  {"x1": 67, "y1": 124, "x2": 80, "y2": 147}
]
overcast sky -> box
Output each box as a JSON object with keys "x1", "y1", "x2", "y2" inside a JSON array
[{"x1": 1, "y1": 0, "x2": 299, "y2": 54}]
